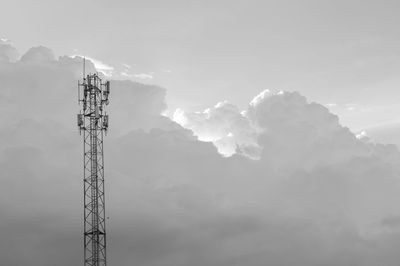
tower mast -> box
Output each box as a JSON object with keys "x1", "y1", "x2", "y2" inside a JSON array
[{"x1": 77, "y1": 64, "x2": 110, "y2": 266}]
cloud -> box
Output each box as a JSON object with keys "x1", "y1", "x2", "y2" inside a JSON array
[
  {"x1": 109, "y1": 80, "x2": 170, "y2": 134},
  {"x1": 361, "y1": 122, "x2": 400, "y2": 147},
  {"x1": 3, "y1": 44, "x2": 400, "y2": 266},
  {"x1": 0, "y1": 39, "x2": 19, "y2": 62},
  {"x1": 356, "y1": 130, "x2": 369, "y2": 141},
  {"x1": 325, "y1": 103, "x2": 338, "y2": 107},
  {"x1": 134, "y1": 73, "x2": 154, "y2": 79},
  {"x1": 121, "y1": 71, "x2": 132, "y2": 77},
  {"x1": 1, "y1": 39, "x2": 17, "y2": 58},
  {"x1": 248, "y1": 90, "x2": 375, "y2": 169},
  {"x1": 20, "y1": 46, "x2": 56, "y2": 62},
  {"x1": 173, "y1": 101, "x2": 261, "y2": 158},
  {"x1": 345, "y1": 103, "x2": 358, "y2": 111},
  {"x1": 70, "y1": 54, "x2": 114, "y2": 76},
  {"x1": 0, "y1": 47, "x2": 167, "y2": 136},
  {"x1": 122, "y1": 63, "x2": 131, "y2": 69},
  {"x1": 174, "y1": 89, "x2": 372, "y2": 165}
]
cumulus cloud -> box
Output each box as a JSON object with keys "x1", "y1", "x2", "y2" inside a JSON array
[
  {"x1": 173, "y1": 101, "x2": 261, "y2": 158},
  {"x1": 20, "y1": 46, "x2": 56, "y2": 63},
  {"x1": 0, "y1": 38, "x2": 19, "y2": 62},
  {"x1": 174, "y1": 89, "x2": 371, "y2": 166},
  {"x1": 0, "y1": 47, "x2": 168, "y2": 136},
  {"x1": 3, "y1": 43, "x2": 400, "y2": 266},
  {"x1": 248, "y1": 90, "x2": 374, "y2": 169}
]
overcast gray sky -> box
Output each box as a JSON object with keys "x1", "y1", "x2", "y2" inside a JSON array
[
  {"x1": 2, "y1": 0, "x2": 400, "y2": 130},
  {"x1": 3, "y1": 1, "x2": 400, "y2": 266}
]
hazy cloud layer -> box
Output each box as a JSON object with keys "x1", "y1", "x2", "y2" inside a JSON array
[{"x1": 2, "y1": 43, "x2": 400, "y2": 266}]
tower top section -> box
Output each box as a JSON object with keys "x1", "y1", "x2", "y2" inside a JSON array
[{"x1": 77, "y1": 73, "x2": 110, "y2": 134}]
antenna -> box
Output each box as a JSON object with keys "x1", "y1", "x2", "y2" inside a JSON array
[
  {"x1": 77, "y1": 63, "x2": 110, "y2": 266},
  {"x1": 83, "y1": 56, "x2": 86, "y2": 80},
  {"x1": 78, "y1": 57, "x2": 86, "y2": 105}
]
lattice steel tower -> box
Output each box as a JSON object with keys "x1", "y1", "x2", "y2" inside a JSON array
[{"x1": 77, "y1": 68, "x2": 110, "y2": 266}]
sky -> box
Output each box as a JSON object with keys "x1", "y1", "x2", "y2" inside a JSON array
[
  {"x1": 2, "y1": 0, "x2": 400, "y2": 131},
  {"x1": 3, "y1": 1, "x2": 400, "y2": 266}
]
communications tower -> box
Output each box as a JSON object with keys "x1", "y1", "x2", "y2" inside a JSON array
[{"x1": 77, "y1": 67, "x2": 110, "y2": 266}]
